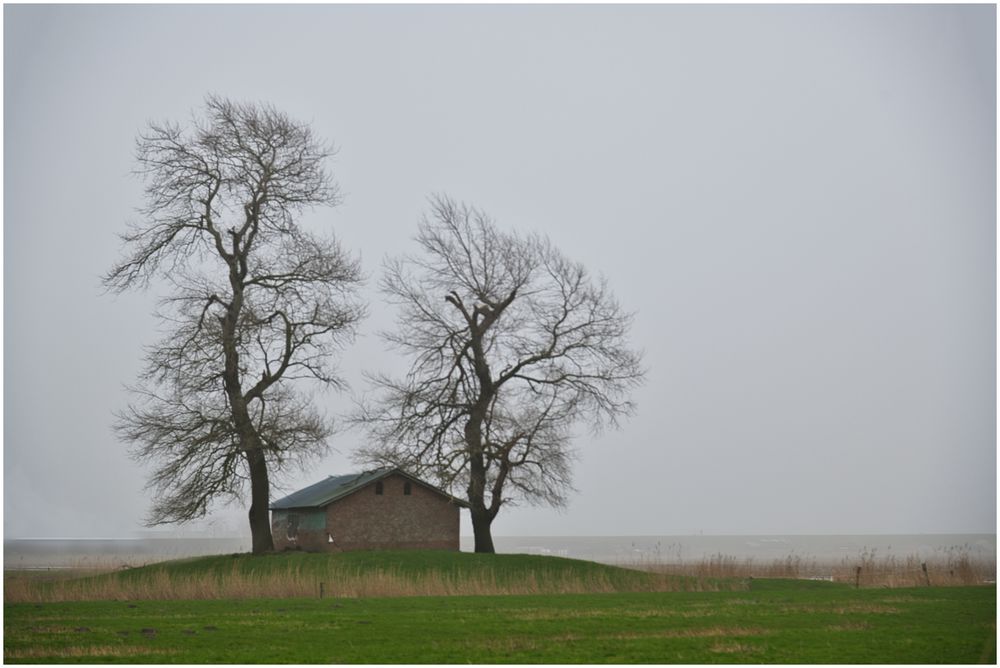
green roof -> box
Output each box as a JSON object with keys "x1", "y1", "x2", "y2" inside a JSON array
[{"x1": 269, "y1": 468, "x2": 470, "y2": 510}]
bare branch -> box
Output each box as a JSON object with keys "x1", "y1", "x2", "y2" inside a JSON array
[
  {"x1": 105, "y1": 96, "x2": 364, "y2": 550},
  {"x1": 353, "y1": 195, "x2": 644, "y2": 552}
]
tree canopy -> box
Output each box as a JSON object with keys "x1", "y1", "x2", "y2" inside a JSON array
[
  {"x1": 356, "y1": 196, "x2": 644, "y2": 552},
  {"x1": 105, "y1": 96, "x2": 363, "y2": 552}
]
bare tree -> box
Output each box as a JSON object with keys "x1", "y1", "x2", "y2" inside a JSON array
[
  {"x1": 104, "y1": 96, "x2": 364, "y2": 553},
  {"x1": 355, "y1": 196, "x2": 644, "y2": 553}
]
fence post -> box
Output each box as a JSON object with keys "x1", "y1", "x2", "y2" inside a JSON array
[
  {"x1": 855, "y1": 566, "x2": 862, "y2": 589},
  {"x1": 319, "y1": 582, "x2": 325, "y2": 599},
  {"x1": 921, "y1": 563, "x2": 930, "y2": 587}
]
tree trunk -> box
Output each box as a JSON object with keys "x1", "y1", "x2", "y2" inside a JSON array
[
  {"x1": 464, "y1": 396, "x2": 497, "y2": 554},
  {"x1": 246, "y1": 448, "x2": 275, "y2": 554},
  {"x1": 222, "y1": 281, "x2": 275, "y2": 554},
  {"x1": 471, "y1": 508, "x2": 495, "y2": 554},
  {"x1": 467, "y1": 451, "x2": 496, "y2": 554}
]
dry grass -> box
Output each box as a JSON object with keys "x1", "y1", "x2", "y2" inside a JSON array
[
  {"x1": 709, "y1": 641, "x2": 762, "y2": 655},
  {"x1": 4, "y1": 645, "x2": 176, "y2": 660},
  {"x1": 631, "y1": 548, "x2": 995, "y2": 589},
  {"x1": 456, "y1": 626, "x2": 768, "y2": 655},
  {"x1": 640, "y1": 554, "x2": 818, "y2": 580},
  {"x1": 512, "y1": 607, "x2": 720, "y2": 621},
  {"x1": 3, "y1": 561, "x2": 744, "y2": 603},
  {"x1": 606, "y1": 626, "x2": 769, "y2": 640},
  {"x1": 826, "y1": 621, "x2": 873, "y2": 632},
  {"x1": 780, "y1": 602, "x2": 902, "y2": 615},
  {"x1": 829, "y1": 548, "x2": 995, "y2": 588}
]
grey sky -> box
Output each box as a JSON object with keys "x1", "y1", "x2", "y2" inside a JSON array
[{"x1": 4, "y1": 4, "x2": 995, "y2": 539}]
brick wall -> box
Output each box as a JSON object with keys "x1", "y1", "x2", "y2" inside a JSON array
[{"x1": 271, "y1": 473, "x2": 462, "y2": 552}]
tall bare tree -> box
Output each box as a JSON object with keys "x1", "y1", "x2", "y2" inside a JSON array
[
  {"x1": 104, "y1": 96, "x2": 364, "y2": 553},
  {"x1": 355, "y1": 196, "x2": 644, "y2": 553}
]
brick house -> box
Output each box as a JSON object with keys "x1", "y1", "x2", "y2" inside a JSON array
[{"x1": 269, "y1": 469, "x2": 469, "y2": 552}]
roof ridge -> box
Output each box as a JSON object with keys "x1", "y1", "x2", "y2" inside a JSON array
[{"x1": 269, "y1": 467, "x2": 470, "y2": 510}]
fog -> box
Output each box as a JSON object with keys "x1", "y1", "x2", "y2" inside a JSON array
[{"x1": 4, "y1": 4, "x2": 995, "y2": 540}]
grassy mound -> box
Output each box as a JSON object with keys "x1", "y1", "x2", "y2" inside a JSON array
[
  {"x1": 6, "y1": 550, "x2": 742, "y2": 602},
  {"x1": 122, "y1": 549, "x2": 649, "y2": 583}
]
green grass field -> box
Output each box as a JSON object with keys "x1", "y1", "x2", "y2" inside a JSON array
[{"x1": 4, "y1": 552, "x2": 996, "y2": 663}]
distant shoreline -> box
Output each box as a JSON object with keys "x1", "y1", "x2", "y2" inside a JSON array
[
  {"x1": 5, "y1": 533, "x2": 995, "y2": 571},
  {"x1": 7, "y1": 531, "x2": 995, "y2": 541}
]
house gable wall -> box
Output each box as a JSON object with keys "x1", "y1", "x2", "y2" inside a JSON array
[
  {"x1": 272, "y1": 473, "x2": 460, "y2": 552},
  {"x1": 271, "y1": 509, "x2": 329, "y2": 552}
]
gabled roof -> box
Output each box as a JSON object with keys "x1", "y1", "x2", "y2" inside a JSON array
[{"x1": 269, "y1": 468, "x2": 470, "y2": 510}]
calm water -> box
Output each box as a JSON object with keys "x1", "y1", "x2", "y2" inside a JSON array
[
  {"x1": 462, "y1": 534, "x2": 996, "y2": 566},
  {"x1": 4, "y1": 537, "x2": 250, "y2": 570},
  {"x1": 5, "y1": 534, "x2": 994, "y2": 570}
]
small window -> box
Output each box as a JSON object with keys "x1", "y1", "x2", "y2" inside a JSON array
[
  {"x1": 375, "y1": 481, "x2": 384, "y2": 495},
  {"x1": 403, "y1": 481, "x2": 412, "y2": 496}
]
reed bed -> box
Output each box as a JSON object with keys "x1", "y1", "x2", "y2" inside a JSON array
[
  {"x1": 638, "y1": 554, "x2": 821, "y2": 580},
  {"x1": 631, "y1": 548, "x2": 995, "y2": 588},
  {"x1": 4, "y1": 562, "x2": 743, "y2": 603},
  {"x1": 830, "y1": 548, "x2": 995, "y2": 588}
]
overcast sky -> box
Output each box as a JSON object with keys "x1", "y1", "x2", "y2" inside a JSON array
[{"x1": 4, "y1": 4, "x2": 996, "y2": 539}]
